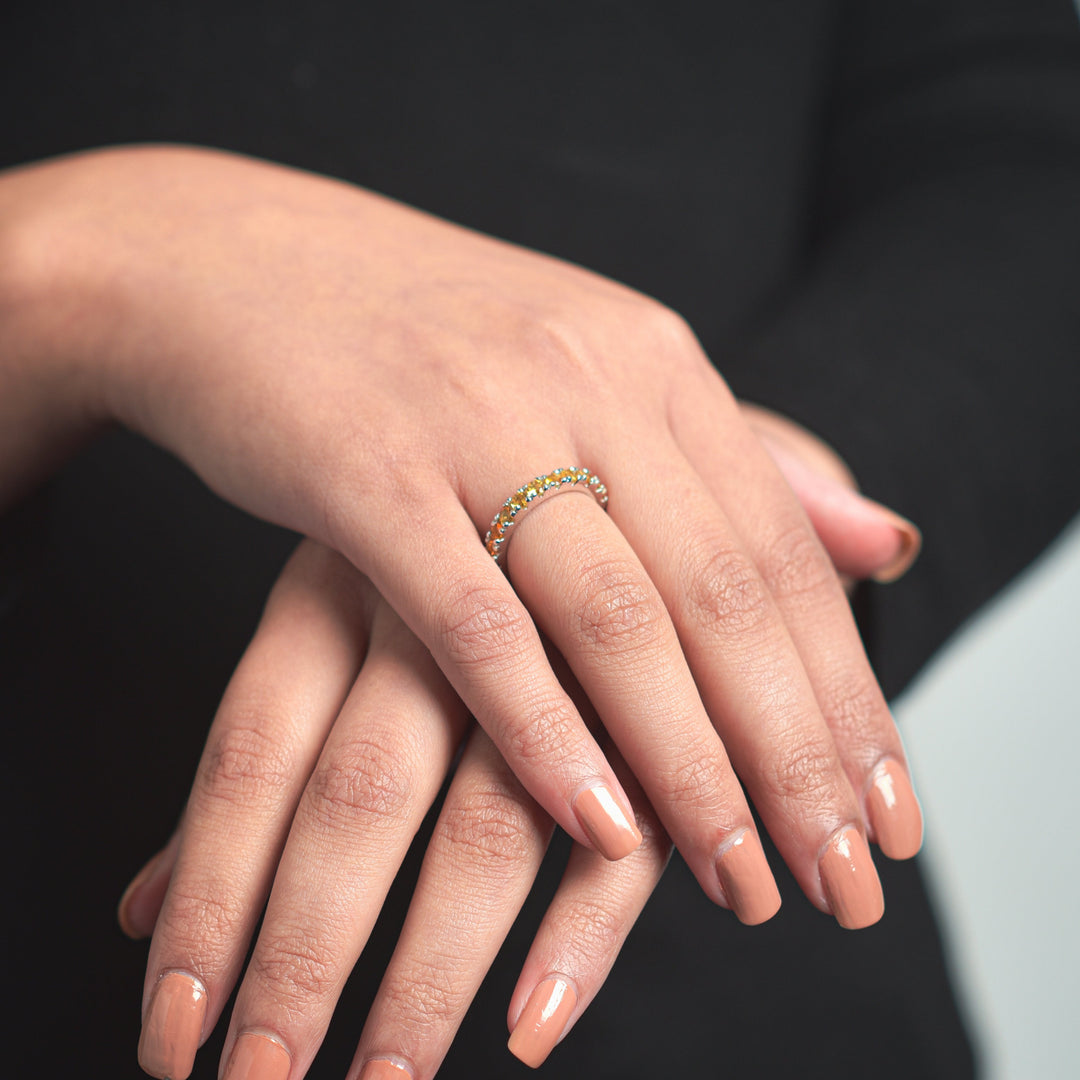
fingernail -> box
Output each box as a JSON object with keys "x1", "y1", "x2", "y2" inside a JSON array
[
  {"x1": 138, "y1": 971, "x2": 208, "y2": 1080},
  {"x1": 866, "y1": 758, "x2": 923, "y2": 860},
  {"x1": 508, "y1": 975, "x2": 577, "y2": 1068},
  {"x1": 223, "y1": 1032, "x2": 291, "y2": 1080},
  {"x1": 572, "y1": 783, "x2": 642, "y2": 860},
  {"x1": 118, "y1": 851, "x2": 165, "y2": 940},
  {"x1": 870, "y1": 508, "x2": 922, "y2": 583},
  {"x1": 819, "y1": 826, "x2": 884, "y2": 930},
  {"x1": 715, "y1": 828, "x2": 782, "y2": 925},
  {"x1": 119, "y1": 831, "x2": 181, "y2": 940},
  {"x1": 358, "y1": 1057, "x2": 413, "y2": 1080}
]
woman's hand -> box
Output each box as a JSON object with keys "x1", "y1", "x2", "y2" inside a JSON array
[
  {"x1": 119, "y1": 541, "x2": 672, "y2": 1079},
  {"x1": 118, "y1": 441, "x2": 916, "y2": 1080},
  {"x1": 3, "y1": 144, "x2": 922, "y2": 930}
]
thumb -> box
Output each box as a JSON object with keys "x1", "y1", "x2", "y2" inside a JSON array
[{"x1": 741, "y1": 404, "x2": 921, "y2": 584}]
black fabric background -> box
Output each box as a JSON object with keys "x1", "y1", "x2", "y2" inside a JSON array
[{"x1": 3, "y1": 1, "x2": 1079, "y2": 1076}]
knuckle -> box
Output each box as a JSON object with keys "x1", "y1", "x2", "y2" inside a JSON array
[
  {"x1": 665, "y1": 748, "x2": 731, "y2": 817},
  {"x1": 633, "y1": 299, "x2": 698, "y2": 355},
  {"x1": 571, "y1": 558, "x2": 668, "y2": 656},
  {"x1": 758, "y1": 522, "x2": 837, "y2": 608},
  {"x1": 434, "y1": 785, "x2": 537, "y2": 867},
  {"x1": 249, "y1": 929, "x2": 340, "y2": 1004},
  {"x1": 527, "y1": 299, "x2": 698, "y2": 398},
  {"x1": 196, "y1": 720, "x2": 293, "y2": 812},
  {"x1": 305, "y1": 736, "x2": 413, "y2": 832},
  {"x1": 763, "y1": 730, "x2": 839, "y2": 811},
  {"x1": 819, "y1": 673, "x2": 888, "y2": 749},
  {"x1": 156, "y1": 885, "x2": 247, "y2": 976},
  {"x1": 625, "y1": 300, "x2": 713, "y2": 389},
  {"x1": 379, "y1": 961, "x2": 469, "y2": 1031},
  {"x1": 684, "y1": 542, "x2": 772, "y2": 638},
  {"x1": 438, "y1": 581, "x2": 534, "y2": 673},
  {"x1": 528, "y1": 315, "x2": 597, "y2": 380},
  {"x1": 499, "y1": 696, "x2": 581, "y2": 772},
  {"x1": 552, "y1": 896, "x2": 628, "y2": 974}
]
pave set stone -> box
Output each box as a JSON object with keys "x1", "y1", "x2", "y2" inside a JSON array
[{"x1": 485, "y1": 467, "x2": 609, "y2": 565}]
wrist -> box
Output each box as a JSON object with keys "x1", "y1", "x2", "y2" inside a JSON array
[{"x1": 0, "y1": 154, "x2": 122, "y2": 506}]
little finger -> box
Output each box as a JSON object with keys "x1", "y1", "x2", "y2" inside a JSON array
[{"x1": 506, "y1": 762, "x2": 673, "y2": 1068}]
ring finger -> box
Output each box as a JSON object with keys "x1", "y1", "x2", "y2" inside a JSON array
[{"x1": 350, "y1": 731, "x2": 670, "y2": 1080}]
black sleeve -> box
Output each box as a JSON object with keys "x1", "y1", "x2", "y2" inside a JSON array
[{"x1": 729, "y1": 0, "x2": 1080, "y2": 697}]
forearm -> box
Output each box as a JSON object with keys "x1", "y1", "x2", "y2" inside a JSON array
[
  {"x1": 0, "y1": 158, "x2": 110, "y2": 508},
  {"x1": 0, "y1": 143, "x2": 385, "y2": 512},
  {"x1": 0, "y1": 148, "x2": 190, "y2": 509}
]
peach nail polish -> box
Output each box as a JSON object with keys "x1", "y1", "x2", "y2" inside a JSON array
[
  {"x1": 137, "y1": 971, "x2": 207, "y2": 1080},
  {"x1": 715, "y1": 829, "x2": 782, "y2": 925},
  {"x1": 358, "y1": 1058, "x2": 412, "y2": 1080},
  {"x1": 871, "y1": 510, "x2": 922, "y2": 583},
  {"x1": 118, "y1": 851, "x2": 164, "y2": 940},
  {"x1": 224, "y1": 1032, "x2": 291, "y2": 1080},
  {"x1": 867, "y1": 759, "x2": 923, "y2": 860},
  {"x1": 572, "y1": 783, "x2": 642, "y2": 860},
  {"x1": 508, "y1": 975, "x2": 577, "y2": 1068},
  {"x1": 819, "y1": 826, "x2": 884, "y2": 930}
]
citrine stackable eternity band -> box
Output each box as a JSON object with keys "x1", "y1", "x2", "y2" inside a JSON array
[{"x1": 484, "y1": 467, "x2": 609, "y2": 567}]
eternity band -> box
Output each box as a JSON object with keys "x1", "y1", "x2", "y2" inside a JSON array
[{"x1": 484, "y1": 467, "x2": 609, "y2": 567}]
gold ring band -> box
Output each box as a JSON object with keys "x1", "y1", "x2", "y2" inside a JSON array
[{"x1": 484, "y1": 467, "x2": 609, "y2": 566}]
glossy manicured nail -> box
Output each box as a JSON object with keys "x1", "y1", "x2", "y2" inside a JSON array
[
  {"x1": 508, "y1": 975, "x2": 577, "y2": 1068},
  {"x1": 715, "y1": 828, "x2": 781, "y2": 925},
  {"x1": 118, "y1": 853, "x2": 163, "y2": 940},
  {"x1": 572, "y1": 783, "x2": 642, "y2": 860},
  {"x1": 223, "y1": 1032, "x2": 291, "y2": 1080},
  {"x1": 819, "y1": 826, "x2": 884, "y2": 930},
  {"x1": 867, "y1": 758, "x2": 923, "y2": 860},
  {"x1": 358, "y1": 1057, "x2": 413, "y2": 1080},
  {"x1": 138, "y1": 971, "x2": 207, "y2": 1080},
  {"x1": 871, "y1": 508, "x2": 922, "y2": 583}
]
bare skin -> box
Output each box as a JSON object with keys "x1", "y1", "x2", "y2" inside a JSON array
[
  {"x1": 1, "y1": 145, "x2": 922, "y2": 1077},
  {"x1": 114, "y1": 416, "x2": 910, "y2": 1078}
]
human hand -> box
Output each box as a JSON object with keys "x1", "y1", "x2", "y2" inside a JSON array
[
  {"x1": 7, "y1": 145, "x2": 922, "y2": 934},
  {"x1": 119, "y1": 540, "x2": 673, "y2": 1079},
  {"x1": 118, "y1": 435, "x2": 916, "y2": 1080}
]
